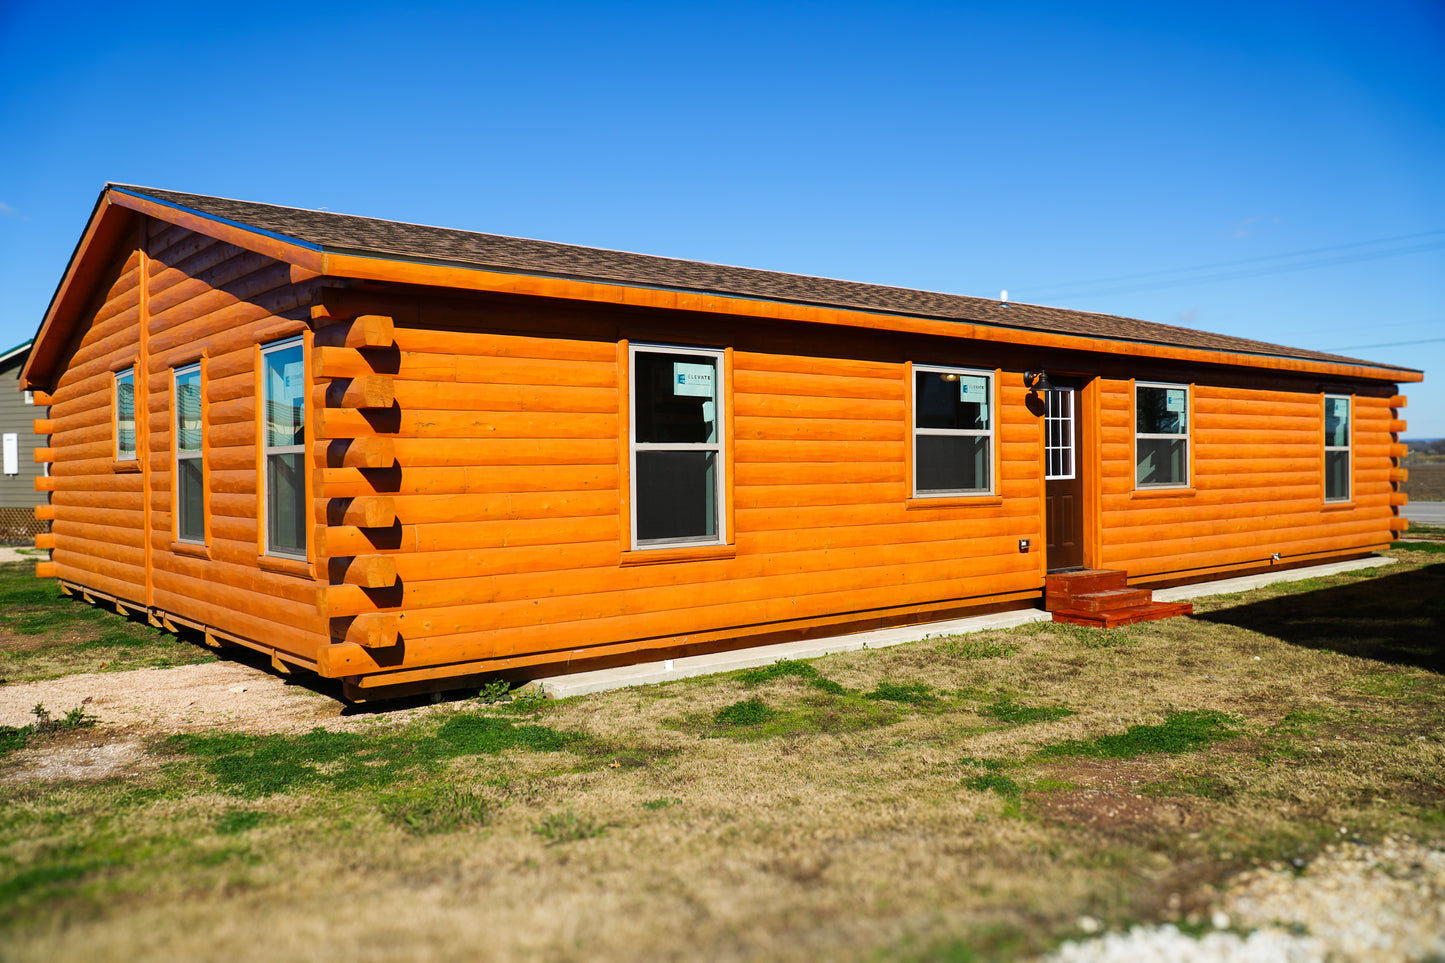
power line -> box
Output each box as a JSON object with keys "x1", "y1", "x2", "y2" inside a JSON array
[
  {"x1": 1323, "y1": 336, "x2": 1445, "y2": 352},
  {"x1": 1021, "y1": 228, "x2": 1445, "y2": 301}
]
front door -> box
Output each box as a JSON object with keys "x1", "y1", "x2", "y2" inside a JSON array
[{"x1": 1044, "y1": 386, "x2": 1084, "y2": 571}]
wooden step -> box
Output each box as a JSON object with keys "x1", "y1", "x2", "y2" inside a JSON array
[
  {"x1": 1067, "y1": 588, "x2": 1153, "y2": 614},
  {"x1": 1044, "y1": 569, "x2": 1129, "y2": 610},
  {"x1": 1051, "y1": 600, "x2": 1194, "y2": 628}
]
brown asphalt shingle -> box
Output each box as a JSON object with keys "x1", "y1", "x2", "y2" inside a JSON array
[{"x1": 114, "y1": 185, "x2": 1415, "y2": 373}]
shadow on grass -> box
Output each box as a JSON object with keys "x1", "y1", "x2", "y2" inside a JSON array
[{"x1": 1194, "y1": 562, "x2": 1445, "y2": 673}]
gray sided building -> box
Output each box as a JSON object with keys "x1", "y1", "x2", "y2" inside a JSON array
[{"x1": 0, "y1": 341, "x2": 50, "y2": 543}]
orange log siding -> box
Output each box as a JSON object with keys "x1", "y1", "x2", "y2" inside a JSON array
[{"x1": 31, "y1": 209, "x2": 1411, "y2": 692}]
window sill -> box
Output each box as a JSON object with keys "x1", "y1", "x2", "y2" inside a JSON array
[
  {"x1": 171, "y1": 541, "x2": 211, "y2": 560},
  {"x1": 113, "y1": 460, "x2": 141, "y2": 474},
  {"x1": 620, "y1": 544, "x2": 736, "y2": 567},
  {"x1": 905, "y1": 495, "x2": 1003, "y2": 509},
  {"x1": 1132, "y1": 487, "x2": 1196, "y2": 499},
  {"x1": 1321, "y1": 501, "x2": 1355, "y2": 512},
  {"x1": 259, "y1": 554, "x2": 313, "y2": 578}
]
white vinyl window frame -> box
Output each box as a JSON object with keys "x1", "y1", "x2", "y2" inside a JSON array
[
  {"x1": 1324, "y1": 393, "x2": 1351, "y2": 503},
  {"x1": 114, "y1": 367, "x2": 136, "y2": 460},
  {"x1": 1044, "y1": 387, "x2": 1076, "y2": 481},
  {"x1": 260, "y1": 337, "x2": 308, "y2": 560},
  {"x1": 912, "y1": 364, "x2": 995, "y2": 497},
  {"x1": 1134, "y1": 381, "x2": 1190, "y2": 489},
  {"x1": 628, "y1": 342, "x2": 727, "y2": 550},
  {"x1": 173, "y1": 362, "x2": 205, "y2": 544}
]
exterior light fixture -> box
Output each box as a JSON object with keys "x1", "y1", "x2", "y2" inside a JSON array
[{"x1": 1024, "y1": 370, "x2": 1053, "y2": 392}]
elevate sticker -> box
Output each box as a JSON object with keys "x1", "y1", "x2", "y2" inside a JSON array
[{"x1": 674, "y1": 362, "x2": 714, "y2": 398}]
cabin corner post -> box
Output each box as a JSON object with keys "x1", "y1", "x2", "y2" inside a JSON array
[
  {"x1": 310, "y1": 297, "x2": 404, "y2": 670},
  {"x1": 1387, "y1": 388, "x2": 1410, "y2": 535}
]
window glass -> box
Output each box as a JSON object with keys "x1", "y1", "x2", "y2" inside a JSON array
[
  {"x1": 633, "y1": 352, "x2": 718, "y2": 445},
  {"x1": 115, "y1": 368, "x2": 136, "y2": 460},
  {"x1": 262, "y1": 340, "x2": 306, "y2": 557},
  {"x1": 631, "y1": 346, "x2": 725, "y2": 547},
  {"x1": 913, "y1": 368, "x2": 993, "y2": 496},
  {"x1": 174, "y1": 364, "x2": 204, "y2": 543},
  {"x1": 264, "y1": 344, "x2": 305, "y2": 447},
  {"x1": 1135, "y1": 383, "x2": 1189, "y2": 488},
  {"x1": 1324, "y1": 395, "x2": 1350, "y2": 501}
]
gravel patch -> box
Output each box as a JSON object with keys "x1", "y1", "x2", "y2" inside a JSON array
[{"x1": 1047, "y1": 837, "x2": 1445, "y2": 962}]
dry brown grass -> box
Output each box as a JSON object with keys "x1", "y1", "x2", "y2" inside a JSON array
[{"x1": 2, "y1": 550, "x2": 1443, "y2": 962}]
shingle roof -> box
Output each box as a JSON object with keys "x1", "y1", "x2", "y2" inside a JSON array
[{"x1": 114, "y1": 185, "x2": 1416, "y2": 373}]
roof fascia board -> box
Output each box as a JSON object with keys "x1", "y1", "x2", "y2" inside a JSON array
[
  {"x1": 320, "y1": 250, "x2": 1422, "y2": 384},
  {"x1": 108, "y1": 188, "x2": 326, "y2": 274}
]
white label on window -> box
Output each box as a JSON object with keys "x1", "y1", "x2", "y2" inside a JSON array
[
  {"x1": 2, "y1": 434, "x2": 16, "y2": 475},
  {"x1": 673, "y1": 362, "x2": 714, "y2": 398},
  {"x1": 284, "y1": 361, "x2": 303, "y2": 394},
  {"x1": 958, "y1": 375, "x2": 988, "y2": 400},
  {"x1": 1333, "y1": 398, "x2": 1348, "y2": 417},
  {"x1": 1165, "y1": 389, "x2": 1186, "y2": 413}
]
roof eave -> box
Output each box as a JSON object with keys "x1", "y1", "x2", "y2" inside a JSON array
[
  {"x1": 22, "y1": 187, "x2": 327, "y2": 390},
  {"x1": 318, "y1": 249, "x2": 1424, "y2": 384}
]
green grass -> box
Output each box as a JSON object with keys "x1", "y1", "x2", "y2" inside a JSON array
[
  {"x1": 165, "y1": 714, "x2": 584, "y2": 798},
  {"x1": 0, "y1": 563, "x2": 215, "y2": 681},
  {"x1": 1392, "y1": 539, "x2": 1445, "y2": 553},
  {"x1": 1038, "y1": 710, "x2": 1239, "y2": 760},
  {"x1": 714, "y1": 698, "x2": 778, "y2": 726},
  {"x1": 983, "y1": 698, "x2": 1074, "y2": 725},
  {"x1": 864, "y1": 681, "x2": 938, "y2": 705}
]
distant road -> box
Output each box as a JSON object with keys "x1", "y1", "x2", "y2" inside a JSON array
[{"x1": 1407, "y1": 501, "x2": 1445, "y2": 525}]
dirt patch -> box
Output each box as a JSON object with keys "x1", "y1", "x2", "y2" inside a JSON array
[
  {"x1": 0, "y1": 662, "x2": 348, "y2": 735},
  {"x1": 1035, "y1": 759, "x2": 1202, "y2": 833},
  {"x1": 2, "y1": 728, "x2": 151, "y2": 784}
]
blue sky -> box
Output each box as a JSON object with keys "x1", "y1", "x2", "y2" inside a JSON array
[{"x1": 2, "y1": 0, "x2": 1442, "y2": 434}]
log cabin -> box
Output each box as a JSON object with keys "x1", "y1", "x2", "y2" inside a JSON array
[{"x1": 21, "y1": 185, "x2": 1421, "y2": 699}]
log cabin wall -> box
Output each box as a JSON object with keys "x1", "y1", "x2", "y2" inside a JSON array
[
  {"x1": 1096, "y1": 377, "x2": 1401, "y2": 582},
  {"x1": 37, "y1": 222, "x2": 1407, "y2": 693},
  {"x1": 44, "y1": 217, "x2": 332, "y2": 668},
  {"x1": 314, "y1": 289, "x2": 1046, "y2": 690}
]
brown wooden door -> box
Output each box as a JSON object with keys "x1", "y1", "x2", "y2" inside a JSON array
[{"x1": 1044, "y1": 386, "x2": 1084, "y2": 571}]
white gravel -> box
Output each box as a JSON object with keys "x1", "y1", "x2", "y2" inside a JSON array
[{"x1": 1047, "y1": 836, "x2": 1445, "y2": 962}]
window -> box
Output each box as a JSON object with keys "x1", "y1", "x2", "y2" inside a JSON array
[
  {"x1": 630, "y1": 344, "x2": 725, "y2": 547},
  {"x1": 1324, "y1": 394, "x2": 1351, "y2": 502},
  {"x1": 22, "y1": 390, "x2": 34, "y2": 406},
  {"x1": 115, "y1": 368, "x2": 136, "y2": 460},
  {"x1": 261, "y1": 339, "x2": 306, "y2": 557},
  {"x1": 1135, "y1": 382, "x2": 1189, "y2": 488},
  {"x1": 1044, "y1": 387, "x2": 1075, "y2": 480},
  {"x1": 174, "y1": 363, "x2": 204, "y2": 543},
  {"x1": 913, "y1": 365, "x2": 993, "y2": 495}
]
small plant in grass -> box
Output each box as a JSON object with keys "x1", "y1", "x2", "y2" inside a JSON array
[
  {"x1": 959, "y1": 756, "x2": 1008, "y2": 772},
  {"x1": 476, "y1": 680, "x2": 513, "y2": 704},
  {"x1": 381, "y1": 786, "x2": 493, "y2": 836},
  {"x1": 715, "y1": 698, "x2": 777, "y2": 726},
  {"x1": 865, "y1": 681, "x2": 937, "y2": 705},
  {"x1": 738, "y1": 659, "x2": 816, "y2": 684},
  {"x1": 535, "y1": 810, "x2": 606, "y2": 844},
  {"x1": 738, "y1": 659, "x2": 848, "y2": 694},
  {"x1": 984, "y1": 698, "x2": 1074, "y2": 725},
  {"x1": 641, "y1": 797, "x2": 680, "y2": 811},
  {"x1": 963, "y1": 773, "x2": 1022, "y2": 797},
  {"x1": 0, "y1": 703, "x2": 96, "y2": 757},
  {"x1": 1038, "y1": 710, "x2": 1238, "y2": 760},
  {"x1": 939, "y1": 637, "x2": 1019, "y2": 660}
]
